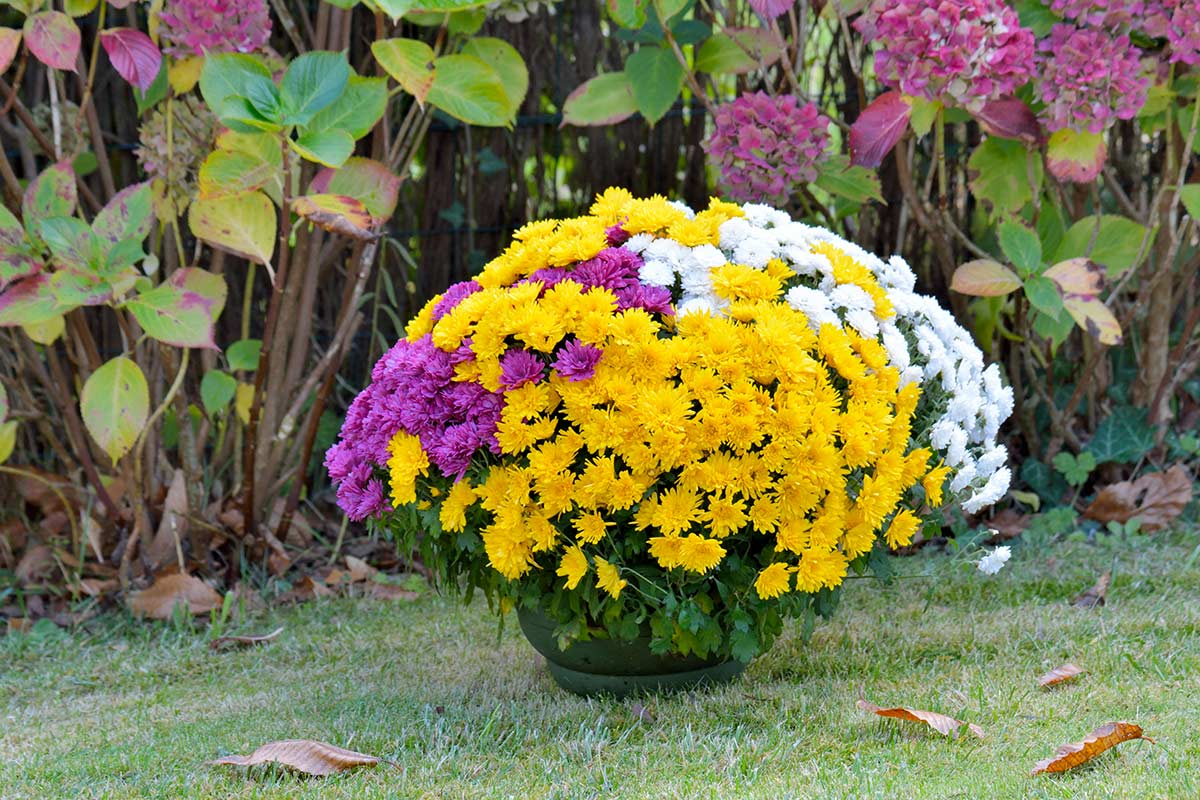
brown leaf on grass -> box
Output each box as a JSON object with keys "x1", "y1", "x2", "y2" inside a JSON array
[
  {"x1": 129, "y1": 574, "x2": 223, "y2": 619},
  {"x1": 6, "y1": 617, "x2": 32, "y2": 634},
  {"x1": 856, "y1": 699, "x2": 985, "y2": 739},
  {"x1": 630, "y1": 702, "x2": 654, "y2": 722},
  {"x1": 15, "y1": 544, "x2": 55, "y2": 585},
  {"x1": 1072, "y1": 572, "x2": 1110, "y2": 608},
  {"x1": 277, "y1": 575, "x2": 333, "y2": 604},
  {"x1": 147, "y1": 469, "x2": 189, "y2": 569},
  {"x1": 346, "y1": 555, "x2": 377, "y2": 583},
  {"x1": 1082, "y1": 465, "x2": 1192, "y2": 532},
  {"x1": 210, "y1": 739, "x2": 380, "y2": 776},
  {"x1": 210, "y1": 626, "x2": 284, "y2": 651},
  {"x1": 366, "y1": 582, "x2": 419, "y2": 601},
  {"x1": 1039, "y1": 663, "x2": 1084, "y2": 689},
  {"x1": 984, "y1": 508, "x2": 1030, "y2": 541},
  {"x1": 1031, "y1": 722, "x2": 1154, "y2": 775},
  {"x1": 76, "y1": 577, "x2": 118, "y2": 597}
]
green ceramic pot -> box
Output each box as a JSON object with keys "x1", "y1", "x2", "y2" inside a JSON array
[{"x1": 517, "y1": 607, "x2": 745, "y2": 697}]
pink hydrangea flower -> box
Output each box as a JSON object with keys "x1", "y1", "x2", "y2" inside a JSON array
[
  {"x1": 1049, "y1": 0, "x2": 1144, "y2": 27},
  {"x1": 702, "y1": 91, "x2": 830, "y2": 205},
  {"x1": 1034, "y1": 24, "x2": 1149, "y2": 134},
  {"x1": 855, "y1": 0, "x2": 1035, "y2": 111},
  {"x1": 159, "y1": 0, "x2": 272, "y2": 58},
  {"x1": 1165, "y1": 0, "x2": 1200, "y2": 65},
  {"x1": 749, "y1": 0, "x2": 795, "y2": 18}
]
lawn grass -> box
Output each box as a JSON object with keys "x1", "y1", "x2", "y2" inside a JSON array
[{"x1": 2, "y1": 528, "x2": 1199, "y2": 799}]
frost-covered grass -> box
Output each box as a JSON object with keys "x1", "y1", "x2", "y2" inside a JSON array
[{"x1": 3, "y1": 528, "x2": 1198, "y2": 799}]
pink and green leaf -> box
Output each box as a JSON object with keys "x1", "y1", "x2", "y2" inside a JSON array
[
  {"x1": 0, "y1": 28, "x2": 22, "y2": 74},
  {"x1": 308, "y1": 157, "x2": 401, "y2": 221},
  {"x1": 950, "y1": 259, "x2": 1022, "y2": 297},
  {"x1": 1046, "y1": 128, "x2": 1106, "y2": 184},
  {"x1": 292, "y1": 194, "x2": 376, "y2": 240},
  {"x1": 849, "y1": 91, "x2": 911, "y2": 169},
  {"x1": 99, "y1": 28, "x2": 162, "y2": 92},
  {"x1": 23, "y1": 12, "x2": 80, "y2": 72}
]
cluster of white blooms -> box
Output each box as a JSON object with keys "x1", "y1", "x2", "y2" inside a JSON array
[{"x1": 620, "y1": 201, "x2": 1013, "y2": 515}]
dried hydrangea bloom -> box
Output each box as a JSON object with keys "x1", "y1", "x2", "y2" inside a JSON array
[
  {"x1": 484, "y1": 0, "x2": 559, "y2": 22},
  {"x1": 855, "y1": 0, "x2": 1035, "y2": 111},
  {"x1": 702, "y1": 91, "x2": 831, "y2": 205},
  {"x1": 1049, "y1": 0, "x2": 1144, "y2": 27},
  {"x1": 1034, "y1": 24, "x2": 1149, "y2": 134},
  {"x1": 159, "y1": 0, "x2": 272, "y2": 58},
  {"x1": 135, "y1": 95, "x2": 217, "y2": 217}
]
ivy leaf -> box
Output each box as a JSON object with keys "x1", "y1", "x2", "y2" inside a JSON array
[
  {"x1": 1051, "y1": 451, "x2": 1095, "y2": 487},
  {"x1": 99, "y1": 28, "x2": 162, "y2": 91},
  {"x1": 24, "y1": 12, "x2": 80, "y2": 72},
  {"x1": 562, "y1": 72, "x2": 637, "y2": 126},
  {"x1": 81, "y1": 356, "x2": 149, "y2": 463},
  {"x1": 1088, "y1": 406, "x2": 1155, "y2": 464},
  {"x1": 849, "y1": 91, "x2": 910, "y2": 168},
  {"x1": 624, "y1": 46, "x2": 683, "y2": 127}
]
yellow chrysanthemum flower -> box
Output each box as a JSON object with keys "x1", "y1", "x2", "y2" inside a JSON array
[
  {"x1": 594, "y1": 557, "x2": 627, "y2": 599},
  {"x1": 885, "y1": 508, "x2": 921, "y2": 549},
  {"x1": 574, "y1": 511, "x2": 612, "y2": 545},
  {"x1": 675, "y1": 534, "x2": 726, "y2": 574},
  {"x1": 386, "y1": 431, "x2": 429, "y2": 506},
  {"x1": 923, "y1": 464, "x2": 951, "y2": 506},
  {"x1": 755, "y1": 562, "x2": 792, "y2": 599},
  {"x1": 556, "y1": 546, "x2": 589, "y2": 590},
  {"x1": 439, "y1": 479, "x2": 477, "y2": 532}
]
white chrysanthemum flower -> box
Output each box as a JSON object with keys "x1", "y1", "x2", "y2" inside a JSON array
[
  {"x1": 742, "y1": 203, "x2": 791, "y2": 227},
  {"x1": 639, "y1": 259, "x2": 676, "y2": 287},
  {"x1": 691, "y1": 244, "x2": 727, "y2": 269},
  {"x1": 785, "y1": 286, "x2": 840, "y2": 329},
  {"x1": 623, "y1": 233, "x2": 655, "y2": 254},
  {"x1": 976, "y1": 545, "x2": 1011, "y2": 575},
  {"x1": 718, "y1": 217, "x2": 752, "y2": 248},
  {"x1": 733, "y1": 236, "x2": 775, "y2": 268},
  {"x1": 677, "y1": 294, "x2": 723, "y2": 316}
]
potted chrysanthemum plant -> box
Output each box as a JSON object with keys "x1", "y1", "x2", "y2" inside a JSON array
[{"x1": 325, "y1": 189, "x2": 1013, "y2": 696}]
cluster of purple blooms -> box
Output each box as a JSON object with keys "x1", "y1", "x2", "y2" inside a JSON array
[
  {"x1": 1034, "y1": 25, "x2": 1148, "y2": 133},
  {"x1": 325, "y1": 246, "x2": 664, "y2": 521},
  {"x1": 702, "y1": 92, "x2": 830, "y2": 205},
  {"x1": 1049, "y1": 0, "x2": 1145, "y2": 27},
  {"x1": 854, "y1": 0, "x2": 1034, "y2": 111},
  {"x1": 1162, "y1": 0, "x2": 1200, "y2": 66},
  {"x1": 159, "y1": 0, "x2": 271, "y2": 57}
]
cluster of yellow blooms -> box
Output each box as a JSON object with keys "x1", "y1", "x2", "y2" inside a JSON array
[{"x1": 389, "y1": 189, "x2": 948, "y2": 604}]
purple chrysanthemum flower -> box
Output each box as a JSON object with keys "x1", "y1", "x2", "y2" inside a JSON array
[
  {"x1": 615, "y1": 283, "x2": 674, "y2": 316},
  {"x1": 856, "y1": 0, "x2": 1035, "y2": 111},
  {"x1": 702, "y1": 92, "x2": 831, "y2": 205},
  {"x1": 499, "y1": 350, "x2": 545, "y2": 389},
  {"x1": 571, "y1": 247, "x2": 642, "y2": 291},
  {"x1": 432, "y1": 280, "x2": 481, "y2": 321},
  {"x1": 552, "y1": 338, "x2": 603, "y2": 382},
  {"x1": 159, "y1": 0, "x2": 272, "y2": 57},
  {"x1": 1034, "y1": 25, "x2": 1148, "y2": 133},
  {"x1": 605, "y1": 222, "x2": 631, "y2": 246}
]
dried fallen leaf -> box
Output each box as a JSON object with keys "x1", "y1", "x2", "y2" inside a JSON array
[
  {"x1": 1032, "y1": 721, "x2": 1154, "y2": 775},
  {"x1": 1072, "y1": 572, "x2": 1110, "y2": 609},
  {"x1": 630, "y1": 702, "x2": 654, "y2": 722},
  {"x1": 984, "y1": 508, "x2": 1030, "y2": 541},
  {"x1": 6, "y1": 617, "x2": 32, "y2": 634},
  {"x1": 857, "y1": 699, "x2": 985, "y2": 739},
  {"x1": 346, "y1": 555, "x2": 376, "y2": 583},
  {"x1": 1039, "y1": 663, "x2": 1084, "y2": 689},
  {"x1": 277, "y1": 575, "x2": 333, "y2": 604},
  {"x1": 1082, "y1": 465, "x2": 1193, "y2": 532},
  {"x1": 147, "y1": 468, "x2": 189, "y2": 569},
  {"x1": 129, "y1": 574, "x2": 223, "y2": 619},
  {"x1": 210, "y1": 739, "x2": 380, "y2": 776},
  {"x1": 210, "y1": 626, "x2": 284, "y2": 651},
  {"x1": 366, "y1": 582, "x2": 419, "y2": 601}
]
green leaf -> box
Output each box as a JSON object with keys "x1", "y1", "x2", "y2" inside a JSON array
[
  {"x1": 1179, "y1": 184, "x2": 1200, "y2": 221},
  {"x1": 950, "y1": 259, "x2": 1021, "y2": 296},
  {"x1": 561, "y1": 72, "x2": 638, "y2": 126},
  {"x1": 967, "y1": 137, "x2": 1040, "y2": 218},
  {"x1": 0, "y1": 382, "x2": 6, "y2": 422},
  {"x1": 198, "y1": 149, "x2": 280, "y2": 200},
  {"x1": 997, "y1": 219, "x2": 1042, "y2": 275},
  {"x1": 693, "y1": 28, "x2": 781, "y2": 74},
  {"x1": 309, "y1": 157, "x2": 401, "y2": 220},
  {"x1": 80, "y1": 356, "x2": 148, "y2": 464},
  {"x1": 1014, "y1": 0, "x2": 1057, "y2": 36},
  {"x1": 123, "y1": 268, "x2": 226, "y2": 348},
  {"x1": 460, "y1": 38, "x2": 527, "y2": 118},
  {"x1": 907, "y1": 96, "x2": 941, "y2": 138},
  {"x1": 607, "y1": 0, "x2": 649, "y2": 28},
  {"x1": 92, "y1": 182, "x2": 153, "y2": 249},
  {"x1": 372, "y1": 38, "x2": 436, "y2": 104},
  {"x1": 22, "y1": 161, "x2": 77, "y2": 230},
  {"x1": 0, "y1": 274, "x2": 60, "y2": 326},
  {"x1": 226, "y1": 338, "x2": 262, "y2": 371},
  {"x1": 64, "y1": 0, "x2": 98, "y2": 16},
  {"x1": 1051, "y1": 451, "x2": 1093, "y2": 487},
  {"x1": 0, "y1": 419, "x2": 16, "y2": 464},
  {"x1": 1088, "y1": 406, "x2": 1155, "y2": 464},
  {"x1": 303, "y1": 75, "x2": 388, "y2": 140},
  {"x1": 132, "y1": 61, "x2": 168, "y2": 115},
  {"x1": 280, "y1": 51, "x2": 351, "y2": 127},
  {"x1": 1045, "y1": 128, "x2": 1106, "y2": 184},
  {"x1": 1023, "y1": 275, "x2": 1063, "y2": 319},
  {"x1": 39, "y1": 216, "x2": 98, "y2": 270},
  {"x1": 813, "y1": 154, "x2": 883, "y2": 203},
  {"x1": 200, "y1": 370, "x2": 238, "y2": 416},
  {"x1": 199, "y1": 53, "x2": 281, "y2": 129},
  {"x1": 1051, "y1": 215, "x2": 1149, "y2": 276},
  {"x1": 189, "y1": 191, "x2": 276, "y2": 266},
  {"x1": 625, "y1": 46, "x2": 683, "y2": 126},
  {"x1": 21, "y1": 313, "x2": 64, "y2": 345},
  {"x1": 427, "y1": 54, "x2": 512, "y2": 127},
  {"x1": 291, "y1": 129, "x2": 355, "y2": 168}
]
